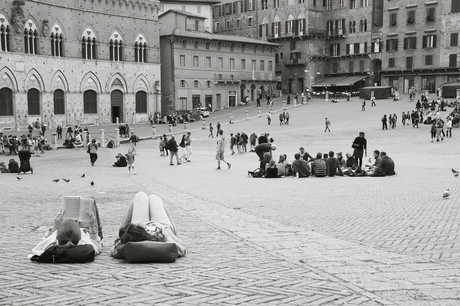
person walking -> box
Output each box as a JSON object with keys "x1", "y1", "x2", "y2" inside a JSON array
[
  {"x1": 216, "y1": 130, "x2": 231, "y2": 170},
  {"x1": 56, "y1": 125, "x2": 63, "y2": 140},
  {"x1": 381, "y1": 114, "x2": 388, "y2": 130},
  {"x1": 184, "y1": 132, "x2": 192, "y2": 162},
  {"x1": 87, "y1": 139, "x2": 98, "y2": 166},
  {"x1": 208, "y1": 123, "x2": 214, "y2": 138},
  {"x1": 126, "y1": 147, "x2": 137, "y2": 175},
  {"x1": 167, "y1": 136, "x2": 181, "y2": 165},
  {"x1": 324, "y1": 118, "x2": 331, "y2": 132},
  {"x1": 446, "y1": 117, "x2": 453, "y2": 137},
  {"x1": 371, "y1": 96, "x2": 376, "y2": 106}
]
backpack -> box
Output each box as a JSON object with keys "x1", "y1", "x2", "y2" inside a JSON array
[{"x1": 30, "y1": 244, "x2": 95, "y2": 263}]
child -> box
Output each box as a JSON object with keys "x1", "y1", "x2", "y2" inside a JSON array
[{"x1": 126, "y1": 147, "x2": 137, "y2": 175}]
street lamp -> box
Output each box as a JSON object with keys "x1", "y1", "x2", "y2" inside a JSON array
[{"x1": 154, "y1": 81, "x2": 160, "y2": 116}]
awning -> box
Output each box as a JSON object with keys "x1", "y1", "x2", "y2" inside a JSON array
[{"x1": 312, "y1": 75, "x2": 368, "y2": 87}]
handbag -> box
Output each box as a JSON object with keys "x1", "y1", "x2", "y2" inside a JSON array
[{"x1": 30, "y1": 244, "x2": 95, "y2": 263}]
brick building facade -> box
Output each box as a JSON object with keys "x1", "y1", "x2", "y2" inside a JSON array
[
  {"x1": 160, "y1": 9, "x2": 277, "y2": 114},
  {"x1": 0, "y1": 0, "x2": 161, "y2": 131}
]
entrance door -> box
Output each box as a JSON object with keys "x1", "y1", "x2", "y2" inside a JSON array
[
  {"x1": 192, "y1": 95, "x2": 201, "y2": 109},
  {"x1": 288, "y1": 79, "x2": 293, "y2": 94},
  {"x1": 205, "y1": 95, "x2": 213, "y2": 111},
  {"x1": 111, "y1": 90, "x2": 123, "y2": 123},
  {"x1": 229, "y1": 95, "x2": 236, "y2": 107}
]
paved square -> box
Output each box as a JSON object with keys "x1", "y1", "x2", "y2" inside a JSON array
[{"x1": 1, "y1": 94, "x2": 460, "y2": 305}]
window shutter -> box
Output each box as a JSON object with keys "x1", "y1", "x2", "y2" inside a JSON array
[
  {"x1": 342, "y1": 19, "x2": 346, "y2": 34},
  {"x1": 259, "y1": 25, "x2": 263, "y2": 37},
  {"x1": 334, "y1": 20, "x2": 339, "y2": 36},
  {"x1": 386, "y1": 40, "x2": 390, "y2": 51},
  {"x1": 395, "y1": 39, "x2": 398, "y2": 51},
  {"x1": 346, "y1": 44, "x2": 350, "y2": 55},
  {"x1": 433, "y1": 35, "x2": 437, "y2": 47},
  {"x1": 422, "y1": 36, "x2": 427, "y2": 48},
  {"x1": 404, "y1": 37, "x2": 408, "y2": 50},
  {"x1": 364, "y1": 42, "x2": 368, "y2": 53},
  {"x1": 294, "y1": 20, "x2": 299, "y2": 36},
  {"x1": 330, "y1": 44, "x2": 333, "y2": 56},
  {"x1": 285, "y1": 21, "x2": 288, "y2": 34},
  {"x1": 337, "y1": 43, "x2": 340, "y2": 56},
  {"x1": 272, "y1": 23, "x2": 275, "y2": 36},
  {"x1": 371, "y1": 42, "x2": 374, "y2": 53}
]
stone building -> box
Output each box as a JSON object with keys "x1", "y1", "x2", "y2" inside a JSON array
[
  {"x1": 0, "y1": 0, "x2": 161, "y2": 131},
  {"x1": 159, "y1": 9, "x2": 277, "y2": 114},
  {"x1": 159, "y1": 0, "x2": 220, "y2": 33},
  {"x1": 212, "y1": 0, "x2": 385, "y2": 94},
  {"x1": 380, "y1": 0, "x2": 460, "y2": 94}
]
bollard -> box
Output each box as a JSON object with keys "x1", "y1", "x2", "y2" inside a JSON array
[
  {"x1": 229, "y1": 113, "x2": 234, "y2": 124},
  {"x1": 258, "y1": 107, "x2": 261, "y2": 117},
  {"x1": 88, "y1": 134, "x2": 92, "y2": 144},
  {"x1": 82, "y1": 131, "x2": 88, "y2": 147},
  {"x1": 115, "y1": 128, "x2": 120, "y2": 147},
  {"x1": 151, "y1": 125, "x2": 157, "y2": 138},
  {"x1": 283, "y1": 102, "x2": 287, "y2": 112},
  {"x1": 116, "y1": 117, "x2": 119, "y2": 125},
  {"x1": 202, "y1": 119, "x2": 206, "y2": 130},
  {"x1": 245, "y1": 110, "x2": 249, "y2": 120},
  {"x1": 100, "y1": 129, "x2": 106, "y2": 148},
  {"x1": 184, "y1": 122, "x2": 188, "y2": 132},
  {"x1": 52, "y1": 132, "x2": 58, "y2": 150},
  {"x1": 270, "y1": 105, "x2": 273, "y2": 114},
  {"x1": 169, "y1": 124, "x2": 173, "y2": 135}
]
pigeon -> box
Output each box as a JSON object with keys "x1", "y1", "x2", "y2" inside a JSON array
[
  {"x1": 81, "y1": 174, "x2": 85, "y2": 178},
  {"x1": 452, "y1": 169, "x2": 459, "y2": 177},
  {"x1": 53, "y1": 179, "x2": 60, "y2": 183},
  {"x1": 90, "y1": 181, "x2": 94, "y2": 186},
  {"x1": 17, "y1": 177, "x2": 22, "y2": 180},
  {"x1": 443, "y1": 189, "x2": 450, "y2": 199},
  {"x1": 62, "y1": 178, "x2": 70, "y2": 182}
]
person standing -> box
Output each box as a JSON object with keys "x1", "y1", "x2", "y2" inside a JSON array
[
  {"x1": 241, "y1": 131, "x2": 248, "y2": 153},
  {"x1": 371, "y1": 96, "x2": 376, "y2": 106},
  {"x1": 446, "y1": 117, "x2": 453, "y2": 137},
  {"x1": 287, "y1": 95, "x2": 291, "y2": 105},
  {"x1": 285, "y1": 112, "x2": 290, "y2": 125},
  {"x1": 208, "y1": 123, "x2": 214, "y2": 138},
  {"x1": 216, "y1": 130, "x2": 231, "y2": 170},
  {"x1": 126, "y1": 147, "x2": 137, "y2": 175},
  {"x1": 324, "y1": 118, "x2": 331, "y2": 132},
  {"x1": 230, "y1": 133, "x2": 236, "y2": 155},
  {"x1": 185, "y1": 132, "x2": 192, "y2": 162},
  {"x1": 381, "y1": 114, "x2": 388, "y2": 130},
  {"x1": 66, "y1": 126, "x2": 73, "y2": 139},
  {"x1": 56, "y1": 125, "x2": 63, "y2": 140},
  {"x1": 87, "y1": 139, "x2": 98, "y2": 166},
  {"x1": 216, "y1": 121, "x2": 221, "y2": 137},
  {"x1": 129, "y1": 131, "x2": 139, "y2": 146},
  {"x1": 279, "y1": 112, "x2": 285, "y2": 125},
  {"x1": 167, "y1": 136, "x2": 181, "y2": 165},
  {"x1": 267, "y1": 112, "x2": 272, "y2": 125},
  {"x1": 249, "y1": 132, "x2": 257, "y2": 152},
  {"x1": 41, "y1": 122, "x2": 47, "y2": 136},
  {"x1": 256, "y1": 96, "x2": 261, "y2": 107},
  {"x1": 362, "y1": 99, "x2": 366, "y2": 111},
  {"x1": 352, "y1": 132, "x2": 367, "y2": 168}
]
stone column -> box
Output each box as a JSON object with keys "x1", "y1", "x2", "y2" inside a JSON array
[{"x1": 100, "y1": 129, "x2": 105, "y2": 148}]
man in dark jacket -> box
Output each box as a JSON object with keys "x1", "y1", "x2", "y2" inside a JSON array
[
  {"x1": 168, "y1": 136, "x2": 181, "y2": 165},
  {"x1": 292, "y1": 153, "x2": 311, "y2": 178},
  {"x1": 378, "y1": 151, "x2": 395, "y2": 175}
]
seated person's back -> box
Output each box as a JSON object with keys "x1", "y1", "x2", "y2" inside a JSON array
[
  {"x1": 292, "y1": 153, "x2": 311, "y2": 177},
  {"x1": 8, "y1": 158, "x2": 19, "y2": 173},
  {"x1": 379, "y1": 152, "x2": 395, "y2": 175},
  {"x1": 265, "y1": 160, "x2": 278, "y2": 178}
]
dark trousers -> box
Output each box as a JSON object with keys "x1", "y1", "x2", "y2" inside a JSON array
[{"x1": 89, "y1": 153, "x2": 98, "y2": 164}]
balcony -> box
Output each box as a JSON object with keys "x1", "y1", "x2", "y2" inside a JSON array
[{"x1": 214, "y1": 72, "x2": 274, "y2": 82}]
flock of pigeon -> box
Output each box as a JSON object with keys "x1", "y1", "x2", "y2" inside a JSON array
[{"x1": 17, "y1": 172, "x2": 94, "y2": 186}]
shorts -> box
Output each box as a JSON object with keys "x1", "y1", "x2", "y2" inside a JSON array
[{"x1": 216, "y1": 151, "x2": 224, "y2": 160}]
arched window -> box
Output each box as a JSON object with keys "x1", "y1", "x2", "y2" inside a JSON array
[
  {"x1": 51, "y1": 24, "x2": 64, "y2": 57},
  {"x1": 81, "y1": 29, "x2": 97, "y2": 59},
  {"x1": 83, "y1": 90, "x2": 97, "y2": 113},
  {"x1": 135, "y1": 91, "x2": 147, "y2": 113},
  {"x1": 24, "y1": 21, "x2": 39, "y2": 54},
  {"x1": 109, "y1": 31, "x2": 123, "y2": 61},
  {"x1": 0, "y1": 87, "x2": 13, "y2": 116},
  {"x1": 27, "y1": 88, "x2": 40, "y2": 115},
  {"x1": 0, "y1": 16, "x2": 11, "y2": 52},
  {"x1": 53, "y1": 89, "x2": 65, "y2": 114}
]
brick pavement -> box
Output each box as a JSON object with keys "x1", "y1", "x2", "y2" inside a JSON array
[{"x1": 1, "y1": 94, "x2": 460, "y2": 305}]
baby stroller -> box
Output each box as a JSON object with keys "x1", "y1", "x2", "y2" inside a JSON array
[{"x1": 18, "y1": 150, "x2": 33, "y2": 174}]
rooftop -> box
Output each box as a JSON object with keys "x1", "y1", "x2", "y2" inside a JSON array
[{"x1": 159, "y1": 9, "x2": 207, "y2": 19}]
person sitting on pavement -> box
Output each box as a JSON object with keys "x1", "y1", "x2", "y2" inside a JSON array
[
  {"x1": 378, "y1": 151, "x2": 395, "y2": 176},
  {"x1": 29, "y1": 204, "x2": 103, "y2": 259},
  {"x1": 299, "y1": 147, "x2": 315, "y2": 162},
  {"x1": 0, "y1": 162, "x2": 9, "y2": 173},
  {"x1": 8, "y1": 158, "x2": 19, "y2": 173},
  {"x1": 113, "y1": 153, "x2": 128, "y2": 167},
  {"x1": 260, "y1": 152, "x2": 272, "y2": 173},
  {"x1": 343, "y1": 153, "x2": 359, "y2": 176},
  {"x1": 264, "y1": 159, "x2": 279, "y2": 178},
  {"x1": 292, "y1": 153, "x2": 311, "y2": 178},
  {"x1": 311, "y1": 152, "x2": 327, "y2": 177},
  {"x1": 326, "y1": 151, "x2": 344, "y2": 177},
  {"x1": 365, "y1": 150, "x2": 382, "y2": 175},
  {"x1": 276, "y1": 154, "x2": 291, "y2": 177},
  {"x1": 336, "y1": 152, "x2": 346, "y2": 169},
  {"x1": 110, "y1": 191, "x2": 186, "y2": 258}
]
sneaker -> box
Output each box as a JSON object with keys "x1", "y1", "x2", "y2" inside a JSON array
[
  {"x1": 178, "y1": 162, "x2": 181, "y2": 165},
  {"x1": 170, "y1": 163, "x2": 174, "y2": 166},
  {"x1": 216, "y1": 167, "x2": 221, "y2": 170},
  {"x1": 228, "y1": 163, "x2": 231, "y2": 169}
]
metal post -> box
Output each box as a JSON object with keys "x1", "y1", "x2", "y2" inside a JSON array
[
  {"x1": 283, "y1": 101, "x2": 286, "y2": 111},
  {"x1": 52, "y1": 132, "x2": 58, "y2": 150},
  {"x1": 229, "y1": 113, "x2": 234, "y2": 124},
  {"x1": 258, "y1": 107, "x2": 261, "y2": 117},
  {"x1": 115, "y1": 128, "x2": 120, "y2": 147},
  {"x1": 202, "y1": 119, "x2": 206, "y2": 130},
  {"x1": 151, "y1": 125, "x2": 157, "y2": 138},
  {"x1": 116, "y1": 117, "x2": 119, "y2": 125}
]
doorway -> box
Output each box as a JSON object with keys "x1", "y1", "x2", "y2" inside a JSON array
[
  {"x1": 111, "y1": 90, "x2": 123, "y2": 123},
  {"x1": 205, "y1": 95, "x2": 213, "y2": 111}
]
